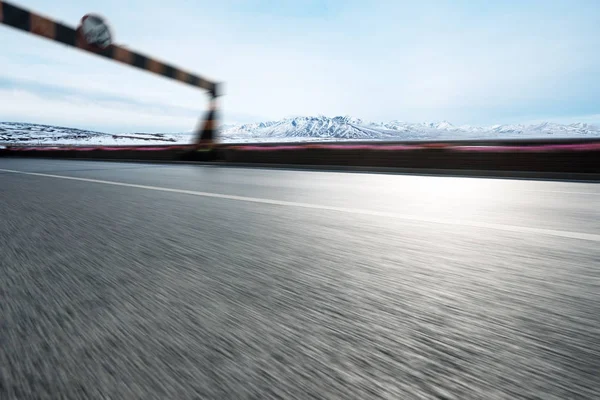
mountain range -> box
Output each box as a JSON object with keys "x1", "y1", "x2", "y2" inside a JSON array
[
  {"x1": 221, "y1": 116, "x2": 600, "y2": 142},
  {"x1": 1, "y1": 116, "x2": 599, "y2": 146}
]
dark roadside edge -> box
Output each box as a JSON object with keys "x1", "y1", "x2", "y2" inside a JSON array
[{"x1": 2, "y1": 156, "x2": 599, "y2": 183}]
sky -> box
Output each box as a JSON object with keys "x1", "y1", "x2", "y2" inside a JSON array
[{"x1": 1, "y1": 0, "x2": 599, "y2": 133}]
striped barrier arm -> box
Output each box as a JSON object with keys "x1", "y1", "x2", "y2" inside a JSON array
[{"x1": 0, "y1": 1, "x2": 221, "y2": 146}]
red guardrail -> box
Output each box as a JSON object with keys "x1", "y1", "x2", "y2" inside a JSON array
[{"x1": 5, "y1": 140, "x2": 600, "y2": 153}]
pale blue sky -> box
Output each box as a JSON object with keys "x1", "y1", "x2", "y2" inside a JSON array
[{"x1": 1, "y1": 0, "x2": 599, "y2": 132}]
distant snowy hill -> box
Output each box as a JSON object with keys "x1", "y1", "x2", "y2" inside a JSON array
[
  {"x1": 2, "y1": 117, "x2": 600, "y2": 146},
  {"x1": 0, "y1": 122, "x2": 191, "y2": 146}
]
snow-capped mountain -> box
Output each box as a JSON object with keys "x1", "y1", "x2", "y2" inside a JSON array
[
  {"x1": 1, "y1": 117, "x2": 600, "y2": 146},
  {"x1": 221, "y1": 116, "x2": 392, "y2": 141},
  {"x1": 221, "y1": 116, "x2": 600, "y2": 142}
]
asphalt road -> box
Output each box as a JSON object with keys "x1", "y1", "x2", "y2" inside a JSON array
[{"x1": 1, "y1": 158, "x2": 599, "y2": 399}]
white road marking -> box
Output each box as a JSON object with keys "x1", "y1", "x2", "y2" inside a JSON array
[
  {"x1": 2, "y1": 167, "x2": 599, "y2": 243},
  {"x1": 527, "y1": 190, "x2": 600, "y2": 196}
]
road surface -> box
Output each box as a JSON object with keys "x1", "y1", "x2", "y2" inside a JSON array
[{"x1": 1, "y1": 158, "x2": 599, "y2": 399}]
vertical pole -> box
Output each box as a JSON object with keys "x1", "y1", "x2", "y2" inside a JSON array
[{"x1": 194, "y1": 93, "x2": 219, "y2": 149}]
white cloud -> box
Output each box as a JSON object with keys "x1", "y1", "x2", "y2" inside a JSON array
[{"x1": 0, "y1": 88, "x2": 197, "y2": 132}]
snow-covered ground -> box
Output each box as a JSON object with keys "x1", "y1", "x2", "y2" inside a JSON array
[
  {"x1": 2, "y1": 117, "x2": 600, "y2": 146},
  {"x1": 0, "y1": 122, "x2": 191, "y2": 146}
]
